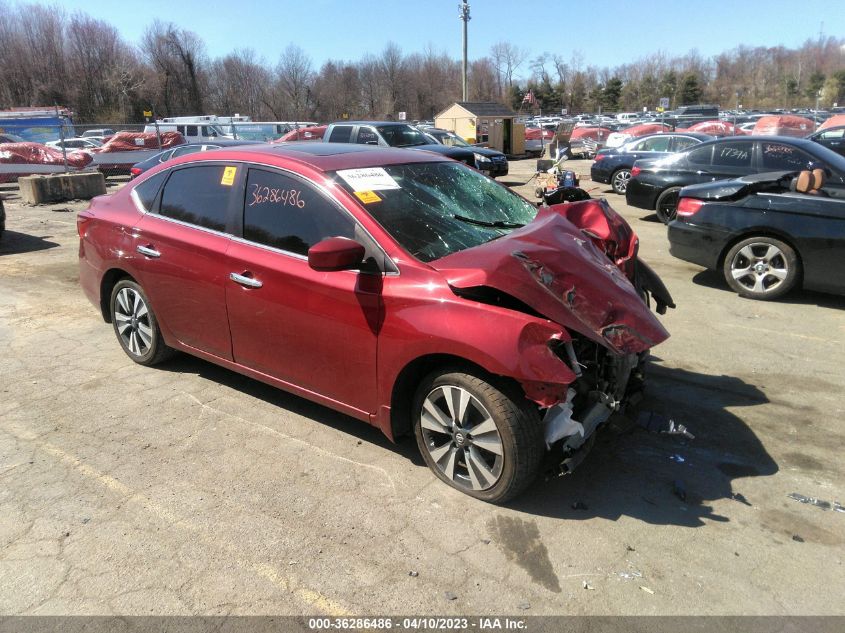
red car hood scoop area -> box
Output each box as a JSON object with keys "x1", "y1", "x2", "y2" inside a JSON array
[{"x1": 431, "y1": 203, "x2": 669, "y2": 355}]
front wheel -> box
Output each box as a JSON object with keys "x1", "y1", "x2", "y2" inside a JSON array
[
  {"x1": 655, "y1": 187, "x2": 681, "y2": 224},
  {"x1": 413, "y1": 371, "x2": 544, "y2": 503},
  {"x1": 722, "y1": 237, "x2": 800, "y2": 300},
  {"x1": 110, "y1": 279, "x2": 174, "y2": 365}
]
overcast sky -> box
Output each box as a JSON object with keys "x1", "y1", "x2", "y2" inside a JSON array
[{"x1": 35, "y1": 0, "x2": 845, "y2": 73}]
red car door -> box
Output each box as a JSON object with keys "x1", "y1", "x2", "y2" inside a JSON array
[
  {"x1": 131, "y1": 164, "x2": 237, "y2": 360},
  {"x1": 224, "y1": 166, "x2": 381, "y2": 417}
]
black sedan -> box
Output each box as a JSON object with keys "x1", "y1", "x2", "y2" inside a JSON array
[
  {"x1": 626, "y1": 136, "x2": 845, "y2": 223},
  {"x1": 423, "y1": 128, "x2": 509, "y2": 178},
  {"x1": 129, "y1": 139, "x2": 266, "y2": 178},
  {"x1": 668, "y1": 170, "x2": 845, "y2": 300},
  {"x1": 807, "y1": 125, "x2": 845, "y2": 157},
  {"x1": 591, "y1": 132, "x2": 712, "y2": 194}
]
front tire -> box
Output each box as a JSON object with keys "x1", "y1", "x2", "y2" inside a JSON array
[
  {"x1": 655, "y1": 187, "x2": 681, "y2": 224},
  {"x1": 413, "y1": 370, "x2": 544, "y2": 503},
  {"x1": 611, "y1": 168, "x2": 632, "y2": 194},
  {"x1": 110, "y1": 279, "x2": 174, "y2": 365},
  {"x1": 722, "y1": 237, "x2": 799, "y2": 300}
]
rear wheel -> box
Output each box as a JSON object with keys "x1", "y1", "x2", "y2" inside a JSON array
[
  {"x1": 413, "y1": 371, "x2": 543, "y2": 503},
  {"x1": 611, "y1": 168, "x2": 632, "y2": 194},
  {"x1": 110, "y1": 279, "x2": 174, "y2": 365},
  {"x1": 655, "y1": 187, "x2": 682, "y2": 224},
  {"x1": 722, "y1": 237, "x2": 799, "y2": 300}
]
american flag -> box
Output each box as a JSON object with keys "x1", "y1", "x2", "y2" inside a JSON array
[{"x1": 522, "y1": 90, "x2": 536, "y2": 105}]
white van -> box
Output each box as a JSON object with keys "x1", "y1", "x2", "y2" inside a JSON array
[
  {"x1": 616, "y1": 112, "x2": 639, "y2": 122},
  {"x1": 143, "y1": 115, "x2": 233, "y2": 142}
]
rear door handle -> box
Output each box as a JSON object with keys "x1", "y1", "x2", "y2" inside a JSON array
[
  {"x1": 230, "y1": 272, "x2": 263, "y2": 289},
  {"x1": 136, "y1": 245, "x2": 161, "y2": 258}
]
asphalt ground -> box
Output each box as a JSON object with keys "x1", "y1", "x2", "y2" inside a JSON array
[{"x1": 0, "y1": 160, "x2": 843, "y2": 617}]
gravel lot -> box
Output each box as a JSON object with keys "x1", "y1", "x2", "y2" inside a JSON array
[{"x1": 1, "y1": 159, "x2": 843, "y2": 616}]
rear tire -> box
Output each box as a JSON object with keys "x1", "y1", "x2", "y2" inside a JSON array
[
  {"x1": 655, "y1": 187, "x2": 682, "y2": 224},
  {"x1": 413, "y1": 370, "x2": 544, "y2": 503},
  {"x1": 110, "y1": 279, "x2": 174, "y2": 365},
  {"x1": 611, "y1": 168, "x2": 632, "y2": 194},
  {"x1": 722, "y1": 236, "x2": 799, "y2": 300}
]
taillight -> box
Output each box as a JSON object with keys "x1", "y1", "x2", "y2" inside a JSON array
[
  {"x1": 130, "y1": 167, "x2": 142, "y2": 177},
  {"x1": 594, "y1": 154, "x2": 606, "y2": 161},
  {"x1": 676, "y1": 197, "x2": 704, "y2": 217},
  {"x1": 77, "y1": 210, "x2": 94, "y2": 237},
  {"x1": 631, "y1": 166, "x2": 641, "y2": 177}
]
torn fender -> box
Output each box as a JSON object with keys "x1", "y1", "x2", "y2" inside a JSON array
[{"x1": 431, "y1": 200, "x2": 670, "y2": 355}]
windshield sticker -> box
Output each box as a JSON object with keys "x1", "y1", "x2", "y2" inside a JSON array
[
  {"x1": 336, "y1": 167, "x2": 400, "y2": 192},
  {"x1": 354, "y1": 190, "x2": 381, "y2": 204},
  {"x1": 220, "y1": 166, "x2": 237, "y2": 186}
]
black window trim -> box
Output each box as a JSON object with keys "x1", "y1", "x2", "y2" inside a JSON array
[
  {"x1": 131, "y1": 159, "x2": 398, "y2": 274},
  {"x1": 233, "y1": 162, "x2": 397, "y2": 274},
  {"x1": 137, "y1": 162, "x2": 246, "y2": 238}
]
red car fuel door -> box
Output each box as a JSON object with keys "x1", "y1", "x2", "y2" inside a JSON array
[{"x1": 225, "y1": 167, "x2": 382, "y2": 417}]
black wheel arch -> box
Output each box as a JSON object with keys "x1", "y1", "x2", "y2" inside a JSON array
[{"x1": 389, "y1": 354, "x2": 529, "y2": 441}]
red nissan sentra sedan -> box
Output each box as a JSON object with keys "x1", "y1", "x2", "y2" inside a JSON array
[{"x1": 78, "y1": 143, "x2": 674, "y2": 502}]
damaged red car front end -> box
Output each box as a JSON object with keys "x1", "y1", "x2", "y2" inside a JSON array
[{"x1": 420, "y1": 198, "x2": 675, "y2": 477}]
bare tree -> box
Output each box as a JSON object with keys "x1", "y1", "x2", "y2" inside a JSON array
[
  {"x1": 273, "y1": 44, "x2": 313, "y2": 119},
  {"x1": 491, "y1": 41, "x2": 528, "y2": 95},
  {"x1": 142, "y1": 20, "x2": 207, "y2": 115}
]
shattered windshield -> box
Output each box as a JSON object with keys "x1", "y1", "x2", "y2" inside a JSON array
[{"x1": 333, "y1": 162, "x2": 538, "y2": 262}]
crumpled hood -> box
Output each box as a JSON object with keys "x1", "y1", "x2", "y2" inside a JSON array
[{"x1": 430, "y1": 200, "x2": 670, "y2": 355}]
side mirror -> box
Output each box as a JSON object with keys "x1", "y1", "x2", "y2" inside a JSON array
[{"x1": 308, "y1": 237, "x2": 366, "y2": 272}]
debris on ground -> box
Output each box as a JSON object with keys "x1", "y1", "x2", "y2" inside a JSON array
[
  {"x1": 625, "y1": 544, "x2": 636, "y2": 552},
  {"x1": 518, "y1": 602, "x2": 530, "y2": 611},
  {"x1": 571, "y1": 501, "x2": 589, "y2": 510},
  {"x1": 618, "y1": 571, "x2": 643, "y2": 580},
  {"x1": 444, "y1": 591, "x2": 457, "y2": 601},
  {"x1": 582, "y1": 581, "x2": 595, "y2": 590},
  {"x1": 640, "y1": 586, "x2": 655, "y2": 594},
  {"x1": 409, "y1": 571, "x2": 418, "y2": 577},
  {"x1": 673, "y1": 480, "x2": 687, "y2": 502},
  {"x1": 792, "y1": 535, "x2": 805, "y2": 543},
  {"x1": 669, "y1": 454, "x2": 686, "y2": 464},
  {"x1": 787, "y1": 493, "x2": 843, "y2": 512},
  {"x1": 636, "y1": 411, "x2": 695, "y2": 440}
]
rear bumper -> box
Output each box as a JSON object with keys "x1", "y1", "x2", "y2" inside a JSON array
[
  {"x1": 590, "y1": 164, "x2": 612, "y2": 184},
  {"x1": 625, "y1": 179, "x2": 660, "y2": 210},
  {"x1": 667, "y1": 220, "x2": 727, "y2": 270}
]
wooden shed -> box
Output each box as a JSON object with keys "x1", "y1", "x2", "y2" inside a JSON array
[{"x1": 435, "y1": 102, "x2": 523, "y2": 155}]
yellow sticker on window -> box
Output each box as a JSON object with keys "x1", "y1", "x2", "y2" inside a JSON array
[
  {"x1": 354, "y1": 190, "x2": 381, "y2": 204},
  {"x1": 220, "y1": 166, "x2": 237, "y2": 186}
]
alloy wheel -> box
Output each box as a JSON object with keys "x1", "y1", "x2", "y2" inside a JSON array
[
  {"x1": 612, "y1": 169, "x2": 631, "y2": 194},
  {"x1": 114, "y1": 287, "x2": 153, "y2": 357},
  {"x1": 419, "y1": 385, "x2": 504, "y2": 492},
  {"x1": 729, "y1": 242, "x2": 789, "y2": 295}
]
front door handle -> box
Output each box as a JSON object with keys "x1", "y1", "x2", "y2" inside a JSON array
[
  {"x1": 230, "y1": 272, "x2": 263, "y2": 289},
  {"x1": 136, "y1": 245, "x2": 161, "y2": 258}
]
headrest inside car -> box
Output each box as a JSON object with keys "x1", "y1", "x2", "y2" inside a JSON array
[{"x1": 794, "y1": 171, "x2": 813, "y2": 193}]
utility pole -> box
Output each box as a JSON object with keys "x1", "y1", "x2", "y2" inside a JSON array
[{"x1": 460, "y1": 1, "x2": 470, "y2": 102}]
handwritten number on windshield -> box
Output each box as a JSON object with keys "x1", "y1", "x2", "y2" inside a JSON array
[{"x1": 248, "y1": 183, "x2": 306, "y2": 208}]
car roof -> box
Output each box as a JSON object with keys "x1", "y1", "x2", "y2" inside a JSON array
[
  {"x1": 169, "y1": 143, "x2": 448, "y2": 172},
  {"x1": 334, "y1": 121, "x2": 414, "y2": 127},
  {"x1": 693, "y1": 136, "x2": 820, "y2": 149}
]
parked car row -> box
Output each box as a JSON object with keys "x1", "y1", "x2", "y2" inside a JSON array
[{"x1": 625, "y1": 136, "x2": 845, "y2": 223}]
